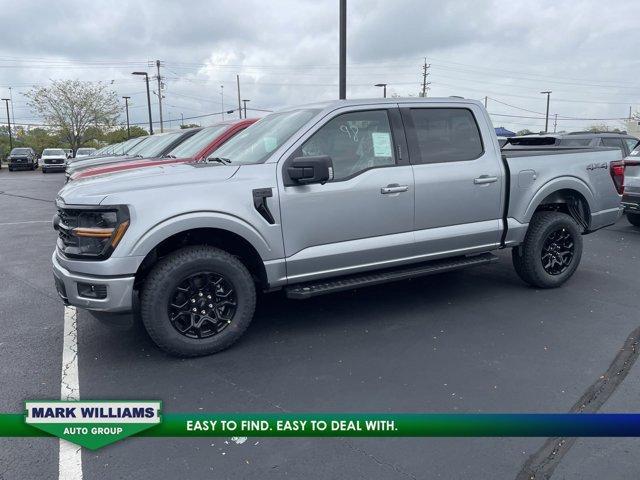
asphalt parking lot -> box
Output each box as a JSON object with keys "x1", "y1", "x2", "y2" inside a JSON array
[{"x1": 1, "y1": 167, "x2": 640, "y2": 479}]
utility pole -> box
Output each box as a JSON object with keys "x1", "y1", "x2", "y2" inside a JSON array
[
  {"x1": 553, "y1": 113, "x2": 558, "y2": 133},
  {"x1": 420, "y1": 57, "x2": 431, "y2": 97},
  {"x1": 8, "y1": 87, "x2": 15, "y2": 131},
  {"x1": 484, "y1": 96, "x2": 488, "y2": 108},
  {"x1": 220, "y1": 85, "x2": 224, "y2": 121},
  {"x1": 122, "y1": 96, "x2": 131, "y2": 139},
  {"x1": 339, "y1": 0, "x2": 346, "y2": 99},
  {"x1": 132, "y1": 71, "x2": 153, "y2": 134},
  {"x1": 181, "y1": 112, "x2": 184, "y2": 128},
  {"x1": 540, "y1": 91, "x2": 552, "y2": 133},
  {"x1": 155, "y1": 60, "x2": 164, "y2": 132},
  {"x1": 242, "y1": 99, "x2": 250, "y2": 119},
  {"x1": 236, "y1": 75, "x2": 242, "y2": 119},
  {"x1": 2, "y1": 98, "x2": 12, "y2": 150}
]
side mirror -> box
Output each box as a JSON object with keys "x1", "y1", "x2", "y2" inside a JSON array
[{"x1": 286, "y1": 155, "x2": 333, "y2": 186}]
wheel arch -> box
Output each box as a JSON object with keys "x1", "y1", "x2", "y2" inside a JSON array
[
  {"x1": 130, "y1": 214, "x2": 272, "y2": 288},
  {"x1": 524, "y1": 178, "x2": 595, "y2": 231}
]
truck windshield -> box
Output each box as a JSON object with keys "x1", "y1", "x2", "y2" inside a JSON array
[
  {"x1": 166, "y1": 125, "x2": 227, "y2": 158},
  {"x1": 128, "y1": 132, "x2": 183, "y2": 158},
  {"x1": 208, "y1": 109, "x2": 320, "y2": 164},
  {"x1": 43, "y1": 149, "x2": 65, "y2": 155},
  {"x1": 11, "y1": 148, "x2": 30, "y2": 155}
]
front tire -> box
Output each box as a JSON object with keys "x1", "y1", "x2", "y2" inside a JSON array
[
  {"x1": 140, "y1": 246, "x2": 256, "y2": 357},
  {"x1": 512, "y1": 211, "x2": 583, "y2": 288},
  {"x1": 627, "y1": 213, "x2": 640, "y2": 227}
]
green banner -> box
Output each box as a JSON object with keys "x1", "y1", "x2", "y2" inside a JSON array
[{"x1": 3, "y1": 410, "x2": 640, "y2": 450}]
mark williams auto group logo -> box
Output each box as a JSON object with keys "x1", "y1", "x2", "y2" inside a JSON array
[{"x1": 25, "y1": 401, "x2": 161, "y2": 449}]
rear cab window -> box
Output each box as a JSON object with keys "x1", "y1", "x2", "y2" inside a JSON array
[{"x1": 404, "y1": 108, "x2": 484, "y2": 164}]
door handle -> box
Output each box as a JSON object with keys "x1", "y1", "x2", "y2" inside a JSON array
[
  {"x1": 474, "y1": 175, "x2": 498, "y2": 185},
  {"x1": 381, "y1": 184, "x2": 409, "y2": 194}
]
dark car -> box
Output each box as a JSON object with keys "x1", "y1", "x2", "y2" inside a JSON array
[
  {"x1": 7, "y1": 147, "x2": 38, "y2": 171},
  {"x1": 504, "y1": 132, "x2": 639, "y2": 156}
]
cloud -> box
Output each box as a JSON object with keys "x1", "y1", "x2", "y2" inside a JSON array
[{"x1": 0, "y1": 0, "x2": 638, "y2": 133}]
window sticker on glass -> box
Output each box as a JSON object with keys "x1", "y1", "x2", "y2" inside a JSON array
[
  {"x1": 371, "y1": 132, "x2": 392, "y2": 157},
  {"x1": 263, "y1": 136, "x2": 278, "y2": 152}
]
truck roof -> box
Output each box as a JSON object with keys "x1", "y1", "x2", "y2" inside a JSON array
[{"x1": 280, "y1": 97, "x2": 481, "y2": 113}]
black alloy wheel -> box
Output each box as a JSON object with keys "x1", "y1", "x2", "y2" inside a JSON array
[
  {"x1": 168, "y1": 272, "x2": 237, "y2": 339},
  {"x1": 540, "y1": 227, "x2": 574, "y2": 275}
]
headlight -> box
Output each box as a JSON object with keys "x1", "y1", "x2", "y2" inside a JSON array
[{"x1": 54, "y1": 205, "x2": 130, "y2": 259}]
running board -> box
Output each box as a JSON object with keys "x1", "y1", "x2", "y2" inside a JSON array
[{"x1": 285, "y1": 253, "x2": 499, "y2": 299}]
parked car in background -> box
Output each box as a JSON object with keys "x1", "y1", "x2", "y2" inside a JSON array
[
  {"x1": 41, "y1": 148, "x2": 68, "y2": 173},
  {"x1": 65, "y1": 129, "x2": 202, "y2": 180},
  {"x1": 504, "y1": 132, "x2": 639, "y2": 156},
  {"x1": 72, "y1": 119, "x2": 256, "y2": 180},
  {"x1": 52, "y1": 98, "x2": 624, "y2": 356},
  {"x1": 64, "y1": 149, "x2": 73, "y2": 159},
  {"x1": 7, "y1": 147, "x2": 38, "y2": 171},
  {"x1": 622, "y1": 143, "x2": 640, "y2": 227},
  {"x1": 67, "y1": 137, "x2": 147, "y2": 168},
  {"x1": 75, "y1": 148, "x2": 97, "y2": 159}
]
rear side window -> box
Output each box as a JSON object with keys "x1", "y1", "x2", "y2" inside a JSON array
[
  {"x1": 601, "y1": 138, "x2": 624, "y2": 150},
  {"x1": 624, "y1": 138, "x2": 638, "y2": 153},
  {"x1": 408, "y1": 108, "x2": 483, "y2": 164},
  {"x1": 558, "y1": 138, "x2": 591, "y2": 147}
]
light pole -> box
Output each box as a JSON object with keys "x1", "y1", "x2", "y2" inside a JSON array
[
  {"x1": 132, "y1": 72, "x2": 153, "y2": 134},
  {"x1": 374, "y1": 83, "x2": 387, "y2": 98},
  {"x1": 540, "y1": 91, "x2": 552, "y2": 133},
  {"x1": 242, "y1": 99, "x2": 250, "y2": 119},
  {"x1": 122, "y1": 96, "x2": 131, "y2": 139},
  {"x1": 2, "y1": 98, "x2": 12, "y2": 150},
  {"x1": 220, "y1": 85, "x2": 224, "y2": 121},
  {"x1": 339, "y1": 0, "x2": 347, "y2": 99}
]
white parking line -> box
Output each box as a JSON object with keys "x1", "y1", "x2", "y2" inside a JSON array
[{"x1": 59, "y1": 306, "x2": 82, "y2": 480}]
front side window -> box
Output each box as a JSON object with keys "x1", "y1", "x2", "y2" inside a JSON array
[
  {"x1": 408, "y1": 108, "x2": 483, "y2": 164},
  {"x1": 299, "y1": 110, "x2": 396, "y2": 181}
]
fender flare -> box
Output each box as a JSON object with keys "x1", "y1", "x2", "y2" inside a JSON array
[
  {"x1": 523, "y1": 176, "x2": 596, "y2": 224},
  {"x1": 127, "y1": 211, "x2": 273, "y2": 260}
]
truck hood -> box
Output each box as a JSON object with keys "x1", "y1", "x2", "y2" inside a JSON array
[{"x1": 57, "y1": 162, "x2": 240, "y2": 206}]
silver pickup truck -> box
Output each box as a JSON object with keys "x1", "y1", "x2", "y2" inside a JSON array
[{"x1": 52, "y1": 98, "x2": 624, "y2": 357}]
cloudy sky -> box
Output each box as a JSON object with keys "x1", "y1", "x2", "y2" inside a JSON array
[{"x1": 1, "y1": 0, "x2": 639, "y2": 133}]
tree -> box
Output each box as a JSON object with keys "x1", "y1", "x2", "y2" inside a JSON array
[
  {"x1": 101, "y1": 126, "x2": 148, "y2": 144},
  {"x1": 586, "y1": 124, "x2": 622, "y2": 133},
  {"x1": 517, "y1": 129, "x2": 533, "y2": 136},
  {"x1": 24, "y1": 80, "x2": 120, "y2": 152}
]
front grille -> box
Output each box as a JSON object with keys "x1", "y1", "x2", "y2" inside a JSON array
[
  {"x1": 56, "y1": 207, "x2": 80, "y2": 250},
  {"x1": 45, "y1": 159, "x2": 64, "y2": 164}
]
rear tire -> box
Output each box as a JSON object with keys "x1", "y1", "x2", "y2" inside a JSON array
[
  {"x1": 512, "y1": 211, "x2": 583, "y2": 288},
  {"x1": 627, "y1": 213, "x2": 640, "y2": 227},
  {"x1": 140, "y1": 246, "x2": 256, "y2": 357}
]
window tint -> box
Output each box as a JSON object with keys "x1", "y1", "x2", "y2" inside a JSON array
[
  {"x1": 601, "y1": 138, "x2": 624, "y2": 150},
  {"x1": 300, "y1": 110, "x2": 395, "y2": 181},
  {"x1": 624, "y1": 138, "x2": 638, "y2": 153},
  {"x1": 558, "y1": 138, "x2": 591, "y2": 147},
  {"x1": 408, "y1": 108, "x2": 483, "y2": 163}
]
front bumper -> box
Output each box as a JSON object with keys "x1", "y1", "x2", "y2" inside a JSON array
[
  {"x1": 52, "y1": 251, "x2": 135, "y2": 312},
  {"x1": 43, "y1": 164, "x2": 66, "y2": 171}
]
